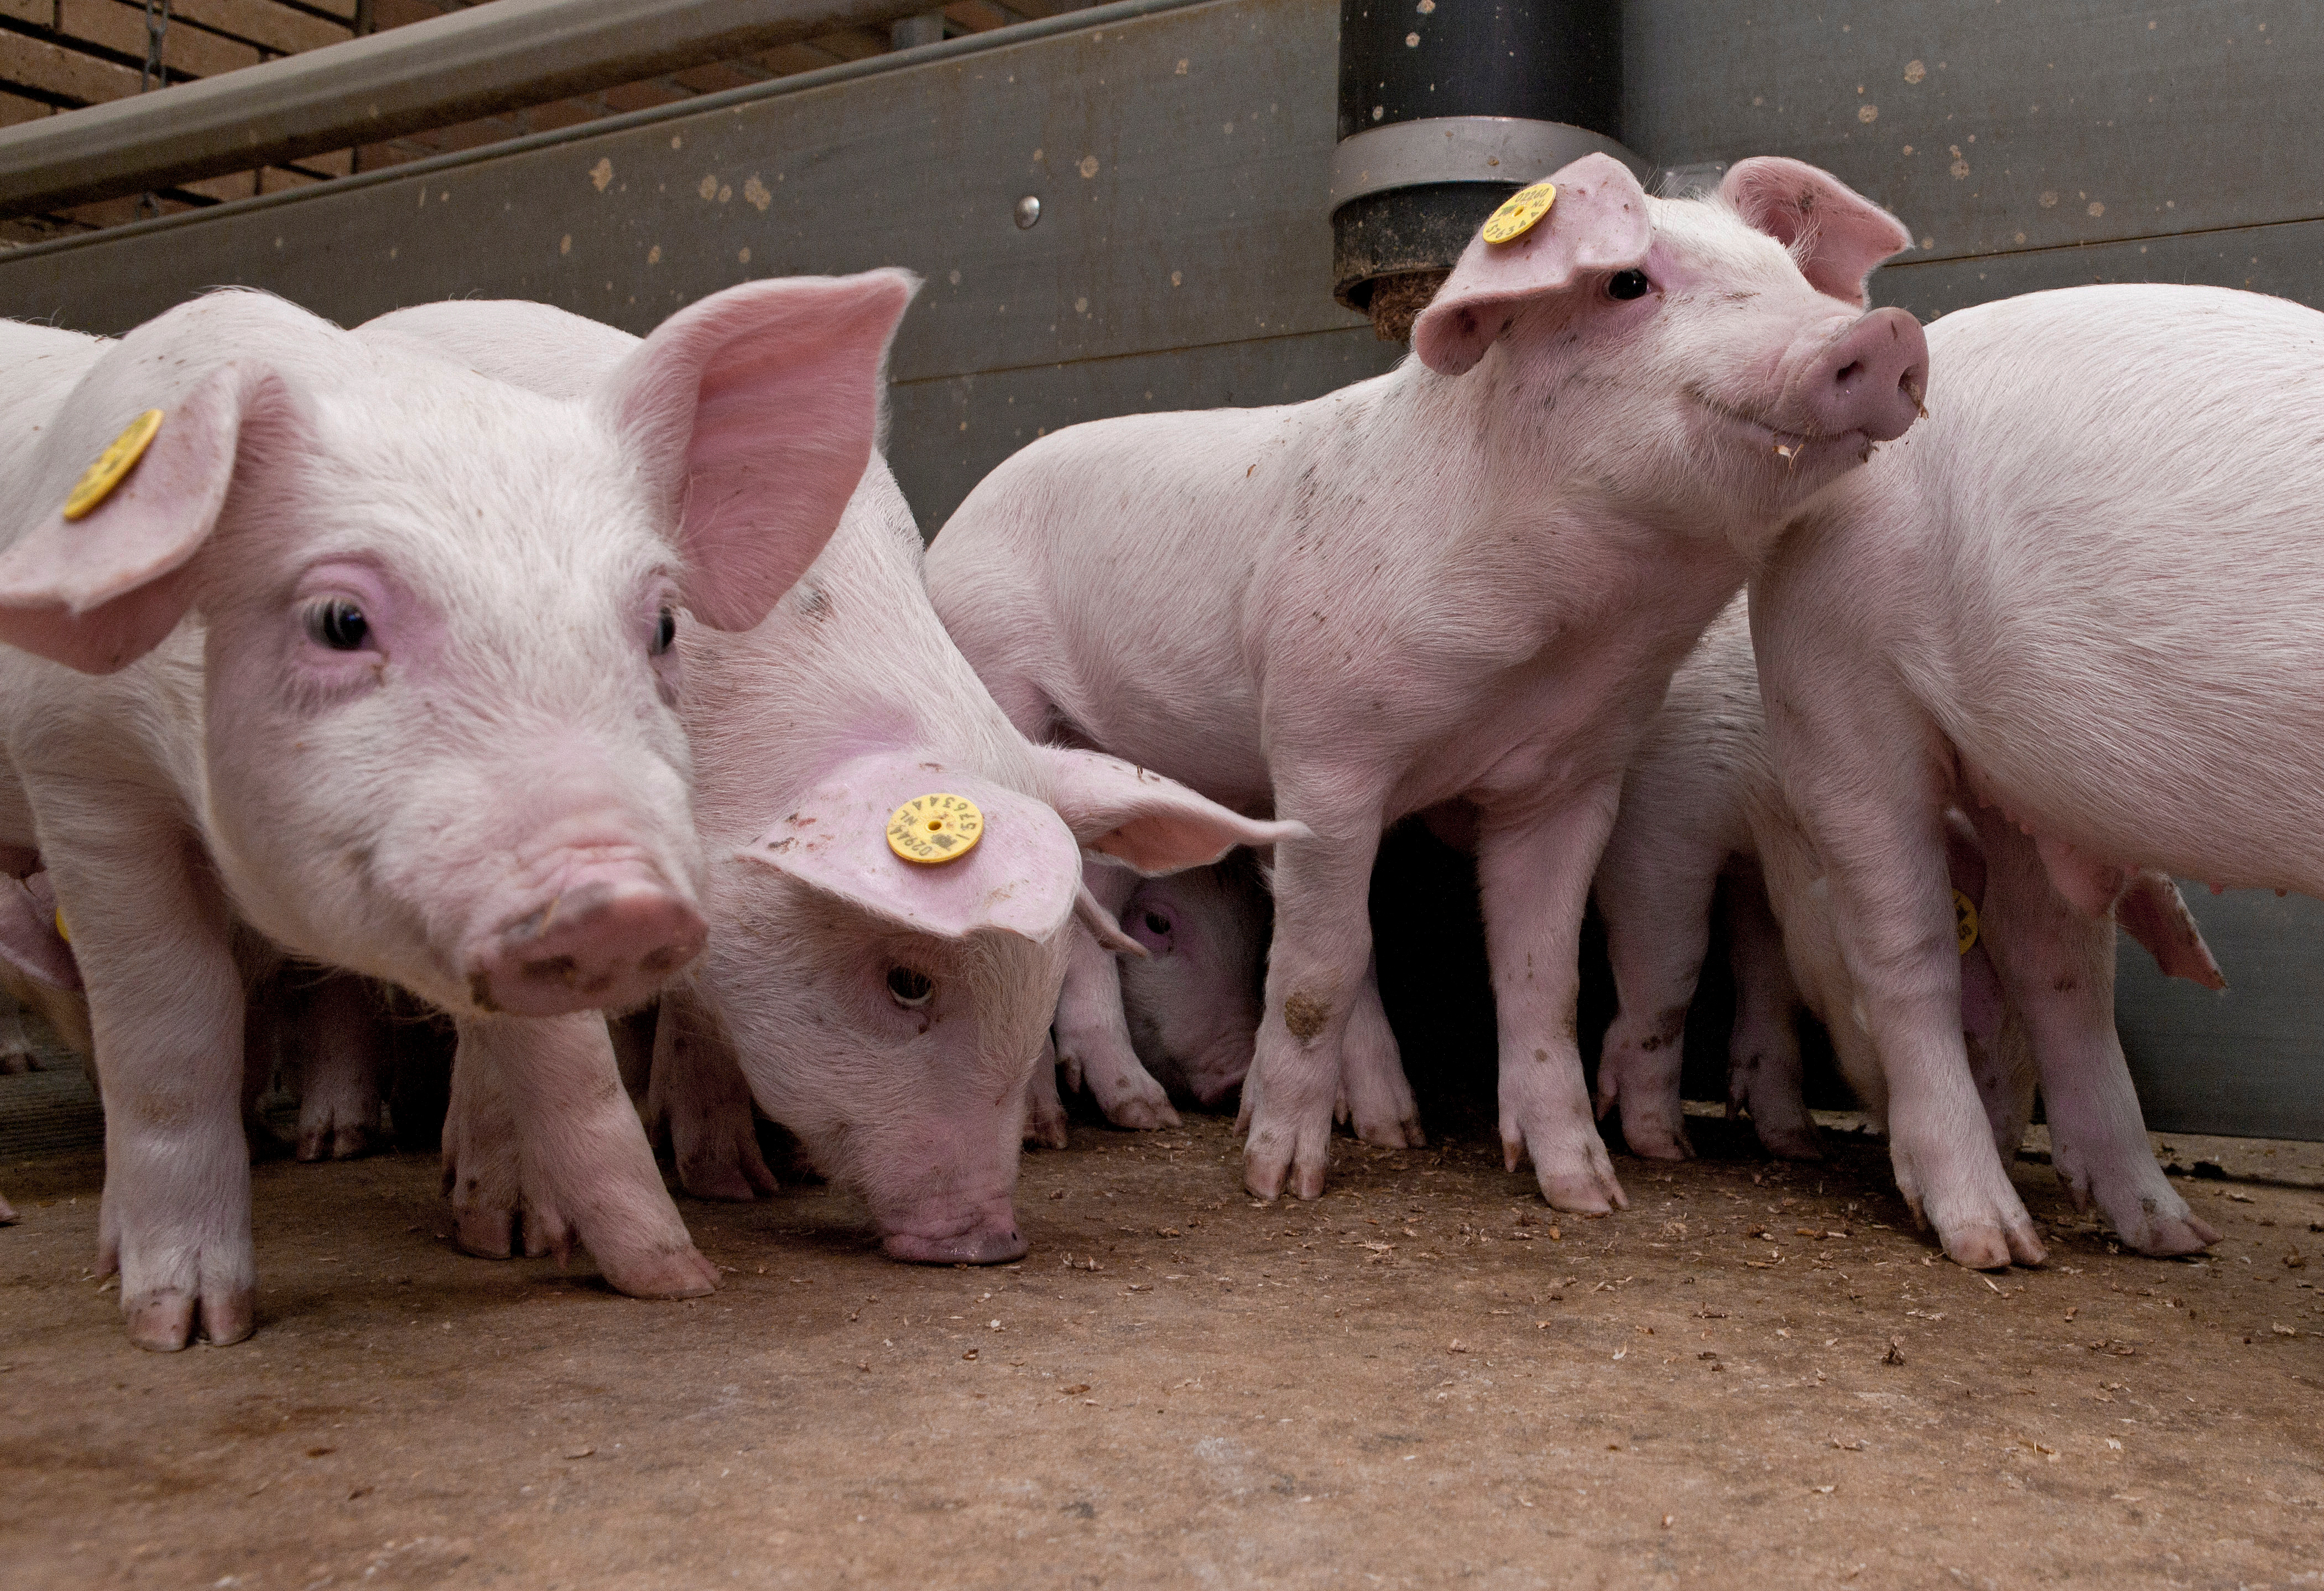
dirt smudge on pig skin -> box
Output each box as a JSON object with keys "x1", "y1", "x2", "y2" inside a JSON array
[{"x1": 1282, "y1": 992, "x2": 1330, "y2": 1041}]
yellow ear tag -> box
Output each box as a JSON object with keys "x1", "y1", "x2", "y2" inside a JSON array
[
  {"x1": 1481, "y1": 181, "x2": 1557, "y2": 245},
  {"x1": 887, "y1": 793, "x2": 984, "y2": 865},
  {"x1": 62, "y1": 409, "x2": 164, "y2": 522},
  {"x1": 1953, "y1": 889, "x2": 1979, "y2": 956},
  {"x1": 53, "y1": 907, "x2": 70, "y2": 944}
]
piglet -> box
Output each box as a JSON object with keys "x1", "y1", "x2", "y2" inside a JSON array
[
  {"x1": 927, "y1": 154, "x2": 1927, "y2": 1209},
  {"x1": 1592, "y1": 599, "x2": 2220, "y2": 1209},
  {"x1": 1750, "y1": 282, "x2": 2296, "y2": 1267},
  {"x1": 367, "y1": 292, "x2": 1294, "y2": 1267},
  {"x1": 0, "y1": 273, "x2": 902, "y2": 1346}
]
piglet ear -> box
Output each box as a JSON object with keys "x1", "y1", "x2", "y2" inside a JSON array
[
  {"x1": 739, "y1": 751, "x2": 1080, "y2": 943},
  {"x1": 0, "y1": 364, "x2": 268, "y2": 674},
  {"x1": 2113, "y1": 871, "x2": 2228, "y2": 991},
  {"x1": 1030, "y1": 747, "x2": 1307, "y2": 875},
  {"x1": 598, "y1": 269, "x2": 918, "y2": 632},
  {"x1": 1718, "y1": 157, "x2": 1913, "y2": 308},
  {"x1": 1413, "y1": 152, "x2": 1651, "y2": 378},
  {"x1": 0, "y1": 872, "x2": 79, "y2": 991}
]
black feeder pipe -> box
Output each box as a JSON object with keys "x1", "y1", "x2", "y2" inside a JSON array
[{"x1": 1331, "y1": 0, "x2": 1646, "y2": 341}]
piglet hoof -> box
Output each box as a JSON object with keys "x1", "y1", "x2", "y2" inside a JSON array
[
  {"x1": 673, "y1": 1130, "x2": 778, "y2": 1204},
  {"x1": 1343, "y1": 1068, "x2": 1424, "y2": 1150},
  {"x1": 2106, "y1": 1195, "x2": 2219, "y2": 1258},
  {"x1": 1076, "y1": 1045, "x2": 1180, "y2": 1130},
  {"x1": 1617, "y1": 1111, "x2": 1696, "y2": 1163},
  {"x1": 1102, "y1": 1090, "x2": 1181, "y2": 1132},
  {"x1": 882, "y1": 1225, "x2": 1028, "y2": 1266},
  {"x1": 123, "y1": 1282, "x2": 256, "y2": 1352},
  {"x1": 0, "y1": 1190, "x2": 16, "y2": 1224},
  {"x1": 1243, "y1": 1110, "x2": 1332, "y2": 1201},
  {"x1": 1941, "y1": 1223, "x2": 2041, "y2": 1272},
  {"x1": 1748, "y1": 1117, "x2": 1825, "y2": 1163},
  {"x1": 598, "y1": 1243, "x2": 720, "y2": 1299},
  {"x1": 455, "y1": 1203, "x2": 515, "y2": 1260},
  {"x1": 295, "y1": 1117, "x2": 378, "y2": 1164},
  {"x1": 1022, "y1": 1052, "x2": 1070, "y2": 1150}
]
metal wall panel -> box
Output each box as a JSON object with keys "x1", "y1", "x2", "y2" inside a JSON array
[
  {"x1": 0, "y1": 0, "x2": 1397, "y2": 531},
  {"x1": 1625, "y1": 1, "x2": 2324, "y2": 274}
]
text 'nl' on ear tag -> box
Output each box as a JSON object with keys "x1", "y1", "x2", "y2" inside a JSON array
[
  {"x1": 62, "y1": 409, "x2": 164, "y2": 521},
  {"x1": 1481, "y1": 181, "x2": 1556, "y2": 245},
  {"x1": 888, "y1": 794, "x2": 984, "y2": 865},
  {"x1": 1953, "y1": 889, "x2": 1979, "y2": 956}
]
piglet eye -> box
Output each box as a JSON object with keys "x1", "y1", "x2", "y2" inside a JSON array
[
  {"x1": 1606, "y1": 269, "x2": 1652, "y2": 301},
  {"x1": 886, "y1": 966, "x2": 935, "y2": 1008},
  {"x1": 651, "y1": 606, "x2": 677, "y2": 656},
  {"x1": 304, "y1": 598, "x2": 369, "y2": 652}
]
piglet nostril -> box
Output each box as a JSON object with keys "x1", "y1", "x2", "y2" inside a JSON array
[{"x1": 1834, "y1": 360, "x2": 1864, "y2": 387}]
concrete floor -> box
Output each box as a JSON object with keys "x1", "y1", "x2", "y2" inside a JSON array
[{"x1": 4, "y1": 1082, "x2": 2323, "y2": 1591}]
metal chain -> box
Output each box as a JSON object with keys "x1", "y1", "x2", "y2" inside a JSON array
[
  {"x1": 139, "y1": 0, "x2": 169, "y2": 91},
  {"x1": 133, "y1": 0, "x2": 170, "y2": 218}
]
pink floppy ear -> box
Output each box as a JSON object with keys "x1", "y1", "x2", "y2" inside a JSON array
[
  {"x1": 1029, "y1": 747, "x2": 1308, "y2": 874},
  {"x1": 596, "y1": 269, "x2": 918, "y2": 633},
  {"x1": 2113, "y1": 871, "x2": 2228, "y2": 991},
  {"x1": 1412, "y1": 152, "x2": 1653, "y2": 378},
  {"x1": 739, "y1": 751, "x2": 1081, "y2": 943},
  {"x1": 0, "y1": 363, "x2": 268, "y2": 674},
  {"x1": 1718, "y1": 157, "x2": 1913, "y2": 308},
  {"x1": 0, "y1": 872, "x2": 79, "y2": 991}
]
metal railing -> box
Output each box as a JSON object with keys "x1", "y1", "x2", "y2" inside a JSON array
[{"x1": 0, "y1": 0, "x2": 955, "y2": 218}]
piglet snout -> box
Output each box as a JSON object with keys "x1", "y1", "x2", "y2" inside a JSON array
[
  {"x1": 1799, "y1": 306, "x2": 1929, "y2": 443},
  {"x1": 466, "y1": 862, "x2": 706, "y2": 1016},
  {"x1": 879, "y1": 1200, "x2": 1028, "y2": 1266}
]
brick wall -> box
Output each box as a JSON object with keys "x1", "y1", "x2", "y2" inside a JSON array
[{"x1": 0, "y1": 0, "x2": 1085, "y2": 246}]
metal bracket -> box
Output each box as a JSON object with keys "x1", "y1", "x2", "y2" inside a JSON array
[{"x1": 1327, "y1": 115, "x2": 1651, "y2": 210}]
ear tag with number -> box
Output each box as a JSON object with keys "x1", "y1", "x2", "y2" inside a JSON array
[
  {"x1": 887, "y1": 794, "x2": 984, "y2": 865},
  {"x1": 1481, "y1": 181, "x2": 1557, "y2": 245},
  {"x1": 1953, "y1": 889, "x2": 1979, "y2": 956},
  {"x1": 62, "y1": 409, "x2": 164, "y2": 522}
]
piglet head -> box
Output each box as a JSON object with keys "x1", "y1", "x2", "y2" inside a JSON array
[
  {"x1": 1411, "y1": 152, "x2": 1927, "y2": 544},
  {"x1": 0, "y1": 279, "x2": 906, "y2": 1017},
  {"x1": 723, "y1": 747, "x2": 1298, "y2": 1263},
  {"x1": 731, "y1": 752, "x2": 1083, "y2": 1264},
  {"x1": 1118, "y1": 854, "x2": 1271, "y2": 1106}
]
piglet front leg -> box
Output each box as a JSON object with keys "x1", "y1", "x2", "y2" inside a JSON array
[
  {"x1": 1478, "y1": 794, "x2": 1629, "y2": 1213},
  {"x1": 446, "y1": 1012, "x2": 716, "y2": 1298},
  {"x1": 61, "y1": 838, "x2": 255, "y2": 1350},
  {"x1": 645, "y1": 988, "x2": 775, "y2": 1202},
  {"x1": 1052, "y1": 862, "x2": 1179, "y2": 1131}
]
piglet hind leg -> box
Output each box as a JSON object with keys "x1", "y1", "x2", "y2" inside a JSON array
[
  {"x1": 1592, "y1": 840, "x2": 1722, "y2": 1163},
  {"x1": 645, "y1": 989, "x2": 776, "y2": 1202},
  {"x1": 451, "y1": 1012, "x2": 717, "y2": 1297},
  {"x1": 64, "y1": 838, "x2": 256, "y2": 1350},
  {"x1": 1477, "y1": 798, "x2": 1628, "y2": 1213},
  {"x1": 1966, "y1": 811, "x2": 2217, "y2": 1257},
  {"x1": 1022, "y1": 1037, "x2": 1070, "y2": 1150},
  {"x1": 1052, "y1": 861, "x2": 1179, "y2": 1131},
  {"x1": 289, "y1": 973, "x2": 392, "y2": 1162},
  {"x1": 1338, "y1": 956, "x2": 1422, "y2": 1147},
  {"x1": 1242, "y1": 810, "x2": 1387, "y2": 1200}
]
